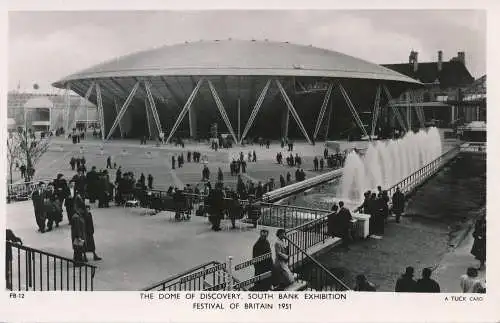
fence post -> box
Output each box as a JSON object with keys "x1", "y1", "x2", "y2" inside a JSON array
[{"x1": 227, "y1": 256, "x2": 233, "y2": 291}]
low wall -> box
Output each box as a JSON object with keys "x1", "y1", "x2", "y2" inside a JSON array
[{"x1": 263, "y1": 168, "x2": 343, "y2": 203}]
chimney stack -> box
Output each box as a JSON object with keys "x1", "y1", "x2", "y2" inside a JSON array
[
  {"x1": 409, "y1": 50, "x2": 419, "y2": 72},
  {"x1": 437, "y1": 50, "x2": 443, "y2": 71},
  {"x1": 457, "y1": 51, "x2": 465, "y2": 66}
]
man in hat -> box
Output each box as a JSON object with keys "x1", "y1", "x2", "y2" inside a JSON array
[
  {"x1": 392, "y1": 187, "x2": 405, "y2": 223},
  {"x1": 252, "y1": 229, "x2": 273, "y2": 291},
  {"x1": 395, "y1": 266, "x2": 417, "y2": 292},
  {"x1": 31, "y1": 182, "x2": 47, "y2": 233}
]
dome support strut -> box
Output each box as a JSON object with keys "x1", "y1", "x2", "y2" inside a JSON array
[
  {"x1": 105, "y1": 81, "x2": 140, "y2": 140},
  {"x1": 313, "y1": 82, "x2": 334, "y2": 140},
  {"x1": 338, "y1": 83, "x2": 370, "y2": 140},
  {"x1": 144, "y1": 80, "x2": 163, "y2": 137},
  {"x1": 370, "y1": 84, "x2": 382, "y2": 139},
  {"x1": 382, "y1": 84, "x2": 408, "y2": 132},
  {"x1": 207, "y1": 80, "x2": 238, "y2": 145},
  {"x1": 95, "y1": 83, "x2": 106, "y2": 141},
  {"x1": 166, "y1": 78, "x2": 204, "y2": 144},
  {"x1": 239, "y1": 79, "x2": 272, "y2": 145},
  {"x1": 276, "y1": 79, "x2": 312, "y2": 144}
]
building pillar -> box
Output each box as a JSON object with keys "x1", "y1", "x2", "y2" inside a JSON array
[{"x1": 189, "y1": 105, "x2": 197, "y2": 138}]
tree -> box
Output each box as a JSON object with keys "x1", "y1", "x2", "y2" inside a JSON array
[
  {"x1": 12, "y1": 128, "x2": 50, "y2": 182},
  {"x1": 6, "y1": 132, "x2": 21, "y2": 185}
]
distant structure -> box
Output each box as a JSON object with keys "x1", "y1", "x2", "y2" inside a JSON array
[
  {"x1": 383, "y1": 50, "x2": 484, "y2": 128},
  {"x1": 7, "y1": 92, "x2": 99, "y2": 132}
]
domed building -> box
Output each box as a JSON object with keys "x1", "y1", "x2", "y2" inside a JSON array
[{"x1": 53, "y1": 39, "x2": 421, "y2": 142}]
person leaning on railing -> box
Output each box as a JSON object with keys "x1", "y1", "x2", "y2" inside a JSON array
[{"x1": 5, "y1": 229, "x2": 22, "y2": 290}]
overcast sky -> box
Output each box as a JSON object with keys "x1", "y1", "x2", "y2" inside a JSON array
[{"x1": 8, "y1": 10, "x2": 486, "y2": 93}]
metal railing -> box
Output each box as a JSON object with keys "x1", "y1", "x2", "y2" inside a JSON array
[
  {"x1": 284, "y1": 236, "x2": 350, "y2": 291},
  {"x1": 143, "y1": 261, "x2": 240, "y2": 291},
  {"x1": 387, "y1": 146, "x2": 460, "y2": 197},
  {"x1": 258, "y1": 203, "x2": 330, "y2": 229},
  {"x1": 7, "y1": 179, "x2": 53, "y2": 203},
  {"x1": 6, "y1": 241, "x2": 96, "y2": 291},
  {"x1": 285, "y1": 214, "x2": 331, "y2": 252}
]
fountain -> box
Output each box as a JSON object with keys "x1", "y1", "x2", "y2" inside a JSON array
[{"x1": 339, "y1": 127, "x2": 443, "y2": 203}]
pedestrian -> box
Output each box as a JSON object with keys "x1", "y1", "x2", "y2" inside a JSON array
[
  {"x1": 471, "y1": 215, "x2": 486, "y2": 269},
  {"x1": 65, "y1": 181, "x2": 76, "y2": 223},
  {"x1": 5, "y1": 229, "x2": 23, "y2": 289},
  {"x1": 392, "y1": 187, "x2": 405, "y2": 223},
  {"x1": 70, "y1": 157, "x2": 76, "y2": 171},
  {"x1": 86, "y1": 166, "x2": 99, "y2": 205},
  {"x1": 20, "y1": 164, "x2": 26, "y2": 178},
  {"x1": 415, "y1": 268, "x2": 440, "y2": 293},
  {"x1": 70, "y1": 210, "x2": 87, "y2": 264},
  {"x1": 147, "y1": 174, "x2": 153, "y2": 189},
  {"x1": 252, "y1": 229, "x2": 273, "y2": 291},
  {"x1": 336, "y1": 201, "x2": 353, "y2": 248},
  {"x1": 45, "y1": 184, "x2": 63, "y2": 230},
  {"x1": 460, "y1": 267, "x2": 485, "y2": 293},
  {"x1": 106, "y1": 156, "x2": 112, "y2": 169},
  {"x1": 217, "y1": 167, "x2": 224, "y2": 183},
  {"x1": 252, "y1": 150, "x2": 257, "y2": 162},
  {"x1": 319, "y1": 158, "x2": 324, "y2": 171},
  {"x1": 313, "y1": 156, "x2": 319, "y2": 171},
  {"x1": 31, "y1": 182, "x2": 47, "y2": 233},
  {"x1": 273, "y1": 229, "x2": 294, "y2": 290},
  {"x1": 328, "y1": 203, "x2": 339, "y2": 238},
  {"x1": 171, "y1": 155, "x2": 176, "y2": 169},
  {"x1": 202, "y1": 165, "x2": 210, "y2": 181},
  {"x1": 83, "y1": 210, "x2": 102, "y2": 261},
  {"x1": 279, "y1": 175, "x2": 286, "y2": 188},
  {"x1": 395, "y1": 267, "x2": 417, "y2": 292},
  {"x1": 354, "y1": 274, "x2": 376, "y2": 291}
]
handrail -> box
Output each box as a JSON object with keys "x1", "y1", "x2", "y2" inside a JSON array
[
  {"x1": 387, "y1": 145, "x2": 460, "y2": 196},
  {"x1": 7, "y1": 241, "x2": 97, "y2": 270},
  {"x1": 284, "y1": 236, "x2": 351, "y2": 291},
  {"x1": 7, "y1": 241, "x2": 96, "y2": 291},
  {"x1": 143, "y1": 260, "x2": 221, "y2": 291},
  {"x1": 260, "y1": 202, "x2": 331, "y2": 214},
  {"x1": 285, "y1": 213, "x2": 329, "y2": 234}
]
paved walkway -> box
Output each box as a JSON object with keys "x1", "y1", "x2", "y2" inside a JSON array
[
  {"x1": 6, "y1": 201, "x2": 280, "y2": 290},
  {"x1": 434, "y1": 221, "x2": 486, "y2": 292}
]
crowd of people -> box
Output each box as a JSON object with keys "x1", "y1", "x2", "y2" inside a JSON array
[
  {"x1": 354, "y1": 186, "x2": 404, "y2": 236},
  {"x1": 30, "y1": 173, "x2": 102, "y2": 264}
]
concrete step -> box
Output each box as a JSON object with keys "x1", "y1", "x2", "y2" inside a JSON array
[{"x1": 284, "y1": 279, "x2": 308, "y2": 291}]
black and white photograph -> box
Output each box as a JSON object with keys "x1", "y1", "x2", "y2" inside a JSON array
[{"x1": 2, "y1": 4, "x2": 496, "y2": 322}]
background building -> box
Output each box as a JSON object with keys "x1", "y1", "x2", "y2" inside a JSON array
[
  {"x1": 383, "y1": 50, "x2": 485, "y2": 129},
  {"x1": 7, "y1": 92, "x2": 98, "y2": 132}
]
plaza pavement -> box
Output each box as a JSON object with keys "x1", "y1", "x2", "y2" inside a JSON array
[
  {"x1": 10, "y1": 137, "x2": 326, "y2": 191},
  {"x1": 6, "y1": 200, "x2": 282, "y2": 290}
]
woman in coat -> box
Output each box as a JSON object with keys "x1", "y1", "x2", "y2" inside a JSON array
[
  {"x1": 273, "y1": 229, "x2": 295, "y2": 290},
  {"x1": 45, "y1": 185, "x2": 63, "y2": 231},
  {"x1": 83, "y1": 210, "x2": 102, "y2": 261},
  {"x1": 471, "y1": 215, "x2": 486, "y2": 269},
  {"x1": 70, "y1": 211, "x2": 87, "y2": 263}
]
